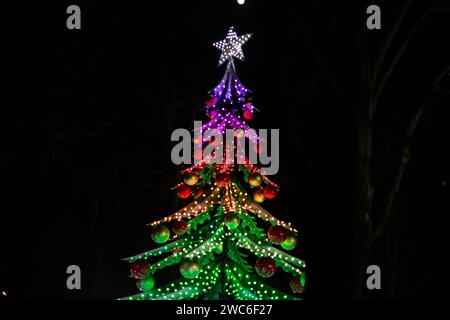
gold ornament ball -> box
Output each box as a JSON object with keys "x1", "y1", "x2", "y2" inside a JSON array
[
  {"x1": 184, "y1": 173, "x2": 199, "y2": 186},
  {"x1": 253, "y1": 189, "x2": 265, "y2": 203},
  {"x1": 249, "y1": 173, "x2": 263, "y2": 187},
  {"x1": 235, "y1": 128, "x2": 245, "y2": 139}
]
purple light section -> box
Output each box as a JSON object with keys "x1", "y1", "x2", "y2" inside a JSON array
[
  {"x1": 210, "y1": 60, "x2": 250, "y2": 110},
  {"x1": 195, "y1": 59, "x2": 261, "y2": 144}
]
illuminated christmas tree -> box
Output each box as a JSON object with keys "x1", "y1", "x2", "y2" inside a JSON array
[{"x1": 120, "y1": 27, "x2": 305, "y2": 300}]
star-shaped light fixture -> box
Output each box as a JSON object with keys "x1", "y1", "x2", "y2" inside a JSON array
[{"x1": 213, "y1": 26, "x2": 253, "y2": 66}]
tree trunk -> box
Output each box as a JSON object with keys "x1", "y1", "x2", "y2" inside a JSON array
[{"x1": 352, "y1": 99, "x2": 375, "y2": 298}]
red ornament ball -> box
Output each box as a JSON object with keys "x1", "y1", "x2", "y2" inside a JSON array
[
  {"x1": 177, "y1": 184, "x2": 191, "y2": 199},
  {"x1": 173, "y1": 220, "x2": 188, "y2": 235},
  {"x1": 130, "y1": 260, "x2": 151, "y2": 279},
  {"x1": 289, "y1": 276, "x2": 305, "y2": 293},
  {"x1": 205, "y1": 96, "x2": 216, "y2": 107},
  {"x1": 243, "y1": 109, "x2": 254, "y2": 120},
  {"x1": 263, "y1": 185, "x2": 278, "y2": 200},
  {"x1": 216, "y1": 172, "x2": 230, "y2": 187},
  {"x1": 267, "y1": 225, "x2": 289, "y2": 243},
  {"x1": 255, "y1": 257, "x2": 277, "y2": 278}
]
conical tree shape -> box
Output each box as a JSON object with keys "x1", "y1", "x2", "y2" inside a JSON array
[{"x1": 120, "y1": 30, "x2": 305, "y2": 301}]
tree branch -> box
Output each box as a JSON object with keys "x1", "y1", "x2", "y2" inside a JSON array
[
  {"x1": 373, "y1": 7, "x2": 450, "y2": 105},
  {"x1": 372, "y1": 0, "x2": 413, "y2": 89},
  {"x1": 289, "y1": 8, "x2": 339, "y2": 95},
  {"x1": 371, "y1": 66, "x2": 450, "y2": 244}
]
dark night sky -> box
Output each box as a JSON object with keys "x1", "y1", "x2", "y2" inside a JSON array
[{"x1": 1, "y1": 0, "x2": 449, "y2": 300}]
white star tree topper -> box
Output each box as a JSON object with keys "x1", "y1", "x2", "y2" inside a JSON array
[{"x1": 213, "y1": 26, "x2": 253, "y2": 66}]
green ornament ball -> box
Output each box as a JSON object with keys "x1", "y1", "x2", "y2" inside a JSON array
[
  {"x1": 180, "y1": 258, "x2": 201, "y2": 279},
  {"x1": 224, "y1": 213, "x2": 240, "y2": 230},
  {"x1": 281, "y1": 233, "x2": 298, "y2": 250},
  {"x1": 151, "y1": 224, "x2": 170, "y2": 244},
  {"x1": 136, "y1": 275, "x2": 155, "y2": 292}
]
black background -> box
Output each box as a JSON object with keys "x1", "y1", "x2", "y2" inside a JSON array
[{"x1": 1, "y1": 0, "x2": 449, "y2": 300}]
